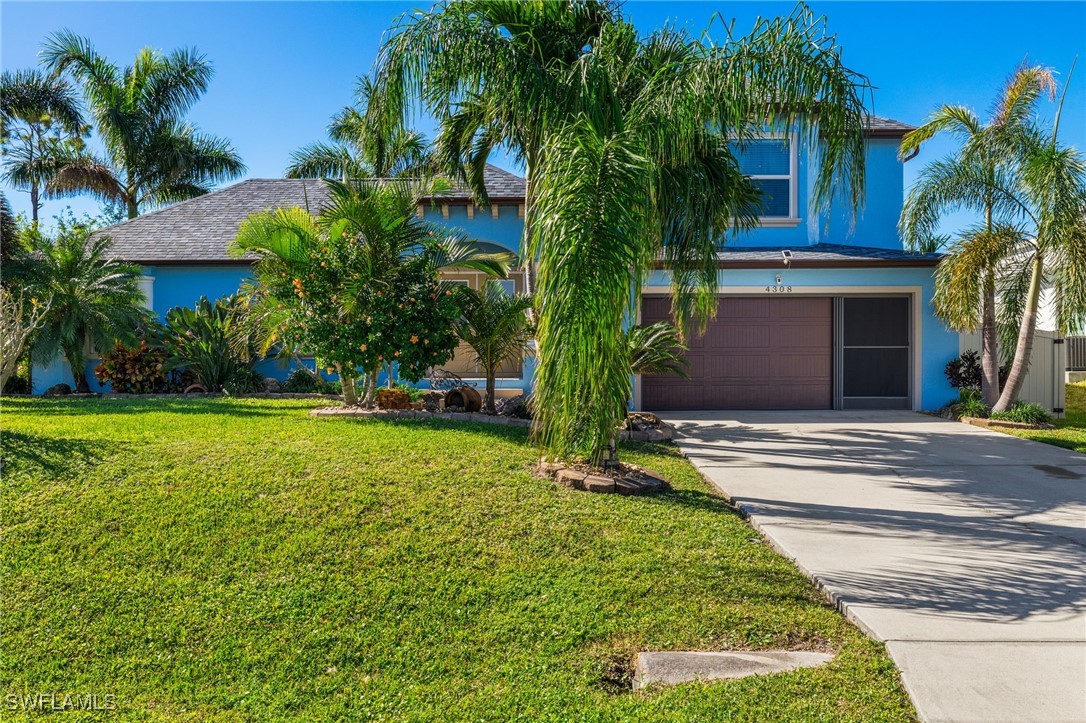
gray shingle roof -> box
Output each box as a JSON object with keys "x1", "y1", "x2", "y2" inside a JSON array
[
  {"x1": 865, "y1": 115, "x2": 915, "y2": 137},
  {"x1": 95, "y1": 165, "x2": 526, "y2": 264},
  {"x1": 715, "y1": 243, "x2": 940, "y2": 266}
]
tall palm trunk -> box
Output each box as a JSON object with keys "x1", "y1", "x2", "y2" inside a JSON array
[
  {"x1": 993, "y1": 253, "x2": 1044, "y2": 412},
  {"x1": 979, "y1": 206, "x2": 1000, "y2": 406},
  {"x1": 980, "y1": 272, "x2": 1000, "y2": 406},
  {"x1": 126, "y1": 196, "x2": 139, "y2": 219}
]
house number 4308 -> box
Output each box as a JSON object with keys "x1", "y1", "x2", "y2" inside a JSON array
[{"x1": 765, "y1": 285, "x2": 793, "y2": 293}]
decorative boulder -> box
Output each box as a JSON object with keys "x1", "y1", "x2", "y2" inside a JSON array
[
  {"x1": 497, "y1": 394, "x2": 533, "y2": 419},
  {"x1": 43, "y1": 383, "x2": 73, "y2": 396},
  {"x1": 262, "y1": 377, "x2": 282, "y2": 393}
]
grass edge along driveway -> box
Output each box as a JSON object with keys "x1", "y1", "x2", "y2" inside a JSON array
[{"x1": 1, "y1": 397, "x2": 915, "y2": 721}]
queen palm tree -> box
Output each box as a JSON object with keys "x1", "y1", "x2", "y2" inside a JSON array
[
  {"x1": 0, "y1": 68, "x2": 87, "y2": 223},
  {"x1": 899, "y1": 65, "x2": 1056, "y2": 406},
  {"x1": 989, "y1": 84, "x2": 1086, "y2": 412},
  {"x1": 41, "y1": 31, "x2": 245, "y2": 219},
  {"x1": 286, "y1": 75, "x2": 429, "y2": 181},
  {"x1": 453, "y1": 280, "x2": 534, "y2": 413},
  {"x1": 27, "y1": 222, "x2": 146, "y2": 392},
  {"x1": 375, "y1": 1, "x2": 870, "y2": 463}
]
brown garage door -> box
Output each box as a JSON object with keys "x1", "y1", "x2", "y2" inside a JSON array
[{"x1": 640, "y1": 296, "x2": 833, "y2": 410}]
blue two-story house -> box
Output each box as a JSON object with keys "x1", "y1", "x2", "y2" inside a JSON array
[{"x1": 33, "y1": 118, "x2": 961, "y2": 411}]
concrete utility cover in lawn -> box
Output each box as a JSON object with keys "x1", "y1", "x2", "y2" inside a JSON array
[
  {"x1": 632, "y1": 651, "x2": 833, "y2": 690},
  {"x1": 663, "y1": 411, "x2": 1086, "y2": 723}
]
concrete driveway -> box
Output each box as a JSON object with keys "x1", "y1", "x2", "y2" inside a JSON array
[{"x1": 662, "y1": 410, "x2": 1086, "y2": 723}]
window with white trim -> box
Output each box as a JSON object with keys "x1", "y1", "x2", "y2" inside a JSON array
[{"x1": 729, "y1": 136, "x2": 796, "y2": 219}]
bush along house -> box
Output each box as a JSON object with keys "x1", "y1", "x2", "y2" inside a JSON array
[{"x1": 32, "y1": 121, "x2": 963, "y2": 411}]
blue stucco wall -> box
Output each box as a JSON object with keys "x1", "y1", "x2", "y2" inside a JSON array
[
  {"x1": 32, "y1": 206, "x2": 531, "y2": 394},
  {"x1": 718, "y1": 137, "x2": 905, "y2": 250},
  {"x1": 642, "y1": 265, "x2": 960, "y2": 410}
]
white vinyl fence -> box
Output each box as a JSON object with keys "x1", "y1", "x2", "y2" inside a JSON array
[{"x1": 959, "y1": 329, "x2": 1067, "y2": 417}]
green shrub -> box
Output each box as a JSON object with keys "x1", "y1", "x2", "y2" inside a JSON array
[
  {"x1": 991, "y1": 402, "x2": 1051, "y2": 425},
  {"x1": 223, "y1": 366, "x2": 265, "y2": 396},
  {"x1": 955, "y1": 388, "x2": 990, "y2": 419},
  {"x1": 280, "y1": 368, "x2": 341, "y2": 394},
  {"x1": 391, "y1": 381, "x2": 425, "y2": 402},
  {"x1": 94, "y1": 342, "x2": 169, "y2": 393},
  {"x1": 2, "y1": 374, "x2": 31, "y2": 395},
  {"x1": 161, "y1": 296, "x2": 249, "y2": 392},
  {"x1": 281, "y1": 368, "x2": 318, "y2": 393},
  {"x1": 945, "y1": 351, "x2": 1009, "y2": 390}
]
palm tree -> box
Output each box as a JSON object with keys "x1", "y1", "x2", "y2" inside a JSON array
[
  {"x1": 990, "y1": 82, "x2": 1086, "y2": 412},
  {"x1": 375, "y1": 1, "x2": 871, "y2": 463},
  {"x1": 233, "y1": 179, "x2": 513, "y2": 406},
  {"x1": 28, "y1": 223, "x2": 146, "y2": 392},
  {"x1": 899, "y1": 65, "x2": 1056, "y2": 406},
  {"x1": 626, "y1": 321, "x2": 689, "y2": 379},
  {"x1": 0, "y1": 68, "x2": 87, "y2": 223},
  {"x1": 453, "y1": 280, "x2": 534, "y2": 413},
  {"x1": 286, "y1": 75, "x2": 429, "y2": 181},
  {"x1": 41, "y1": 31, "x2": 245, "y2": 219}
]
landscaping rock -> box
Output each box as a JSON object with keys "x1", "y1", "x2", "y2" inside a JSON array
[
  {"x1": 262, "y1": 377, "x2": 281, "y2": 393},
  {"x1": 556, "y1": 469, "x2": 587, "y2": 490},
  {"x1": 43, "y1": 383, "x2": 73, "y2": 396},
  {"x1": 583, "y1": 475, "x2": 616, "y2": 494},
  {"x1": 632, "y1": 651, "x2": 834, "y2": 691}
]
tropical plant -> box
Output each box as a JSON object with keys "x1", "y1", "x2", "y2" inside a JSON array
[
  {"x1": 160, "y1": 295, "x2": 251, "y2": 392},
  {"x1": 954, "y1": 388, "x2": 991, "y2": 419},
  {"x1": 0, "y1": 287, "x2": 49, "y2": 391},
  {"x1": 232, "y1": 179, "x2": 513, "y2": 406},
  {"x1": 41, "y1": 31, "x2": 245, "y2": 218},
  {"x1": 990, "y1": 401, "x2": 1051, "y2": 425},
  {"x1": 944, "y1": 350, "x2": 1008, "y2": 391},
  {"x1": 26, "y1": 220, "x2": 145, "y2": 392},
  {"x1": 990, "y1": 77, "x2": 1086, "y2": 412},
  {"x1": 900, "y1": 64, "x2": 1057, "y2": 406},
  {"x1": 223, "y1": 366, "x2": 265, "y2": 396},
  {"x1": 453, "y1": 280, "x2": 534, "y2": 414},
  {"x1": 94, "y1": 341, "x2": 169, "y2": 393},
  {"x1": 1, "y1": 192, "x2": 24, "y2": 265},
  {"x1": 0, "y1": 68, "x2": 88, "y2": 224},
  {"x1": 286, "y1": 75, "x2": 429, "y2": 181},
  {"x1": 373, "y1": 1, "x2": 872, "y2": 463},
  {"x1": 626, "y1": 321, "x2": 689, "y2": 379}
]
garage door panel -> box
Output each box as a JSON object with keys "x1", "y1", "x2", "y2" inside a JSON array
[
  {"x1": 641, "y1": 296, "x2": 832, "y2": 410},
  {"x1": 770, "y1": 354, "x2": 831, "y2": 378},
  {"x1": 771, "y1": 324, "x2": 832, "y2": 348}
]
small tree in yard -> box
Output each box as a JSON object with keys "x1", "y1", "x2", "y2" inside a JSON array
[
  {"x1": 0, "y1": 288, "x2": 49, "y2": 391},
  {"x1": 25, "y1": 219, "x2": 146, "y2": 392},
  {"x1": 453, "y1": 280, "x2": 534, "y2": 414},
  {"x1": 233, "y1": 179, "x2": 512, "y2": 406}
]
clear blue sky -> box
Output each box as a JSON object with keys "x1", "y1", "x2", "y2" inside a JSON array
[{"x1": 3, "y1": 1, "x2": 1084, "y2": 235}]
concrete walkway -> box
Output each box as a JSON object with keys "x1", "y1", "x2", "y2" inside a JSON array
[{"x1": 662, "y1": 411, "x2": 1086, "y2": 723}]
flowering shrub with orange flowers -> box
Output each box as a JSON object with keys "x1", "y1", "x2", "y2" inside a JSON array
[{"x1": 259, "y1": 236, "x2": 461, "y2": 384}]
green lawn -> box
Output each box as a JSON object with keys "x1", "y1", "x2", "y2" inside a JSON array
[
  {"x1": 1004, "y1": 382, "x2": 1086, "y2": 453},
  {"x1": 2, "y1": 397, "x2": 914, "y2": 721}
]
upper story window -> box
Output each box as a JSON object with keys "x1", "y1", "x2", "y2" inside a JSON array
[{"x1": 729, "y1": 136, "x2": 797, "y2": 222}]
